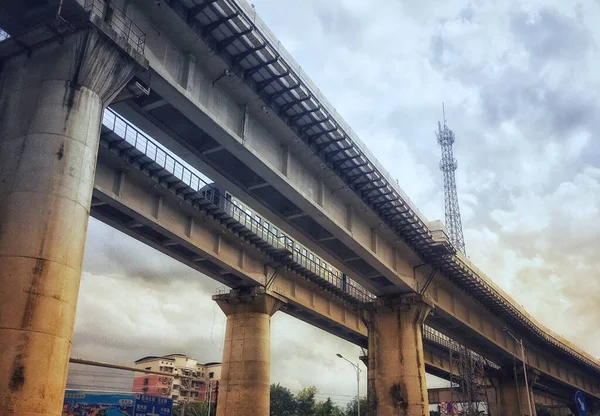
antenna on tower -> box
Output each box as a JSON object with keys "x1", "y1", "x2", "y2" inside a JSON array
[
  {"x1": 442, "y1": 102, "x2": 446, "y2": 124},
  {"x1": 436, "y1": 103, "x2": 466, "y2": 255}
]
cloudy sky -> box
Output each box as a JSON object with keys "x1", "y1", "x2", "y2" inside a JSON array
[{"x1": 71, "y1": 0, "x2": 600, "y2": 404}]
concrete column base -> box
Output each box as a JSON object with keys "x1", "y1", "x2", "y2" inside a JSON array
[
  {"x1": 364, "y1": 294, "x2": 432, "y2": 416},
  {"x1": 213, "y1": 288, "x2": 285, "y2": 416},
  {"x1": 0, "y1": 28, "x2": 140, "y2": 416}
]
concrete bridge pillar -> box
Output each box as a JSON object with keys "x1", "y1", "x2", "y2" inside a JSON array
[
  {"x1": 364, "y1": 294, "x2": 432, "y2": 416},
  {"x1": 213, "y1": 288, "x2": 285, "y2": 416},
  {"x1": 492, "y1": 368, "x2": 538, "y2": 416},
  {"x1": 0, "y1": 28, "x2": 141, "y2": 415}
]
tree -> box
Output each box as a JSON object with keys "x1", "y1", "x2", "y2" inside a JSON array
[
  {"x1": 270, "y1": 383, "x2": 297, "y2": 416},
  {"x1": 172, "y1": 402, "x2": 215, "y2": 416},
  {"x1": 344, "y1": 396, "x2": 368, "y2": 416},
  {"x1": 315, "y1": 397, "x2": 344, "y2": 416},
  {"x1": 295, "y1": 386, "x2": 317, "y2": 416}
]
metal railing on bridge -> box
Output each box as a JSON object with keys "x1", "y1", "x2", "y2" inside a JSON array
[
  {"x1": 422, "y1": 326, "x2": 499, "y2": 370},
  {"x1": 101, "y1": 108, "x2": 375, "y2": 304},
  {"x1": 100, "y1": 108, "x2": 507, "y2": 375},
  {"x1": 84, "y1": 0, "x2": 145, "y2": 54},
  {"x1": 100, "y1": 109, "x2": 505, "y2": 375}
]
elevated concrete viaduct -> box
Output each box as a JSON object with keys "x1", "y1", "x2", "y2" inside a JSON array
[
  {"x1": 0, "y1": 1, "x2": 599, "y2": 416},
  {"x1": 104, "y1": 0, "x2": 600, "y2": 411},
  {"x1": 90, "y1": 109, "x2": 589, "y2": 416}
]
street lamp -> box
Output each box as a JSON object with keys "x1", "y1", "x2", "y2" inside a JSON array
[
  {"x1": 503, "y1": 328, "x2": 533, "y2": 416},
  {"x1": 336, "y1": 353, "x2": 361, "y2": 416}
]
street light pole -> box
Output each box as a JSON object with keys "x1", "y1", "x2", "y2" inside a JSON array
[
  {"x1": 504, "y1": 328, "x2": 533, "y2": 416},
  {"x1": 337, "y1": 353, "x2": 361, "y2": 416}
]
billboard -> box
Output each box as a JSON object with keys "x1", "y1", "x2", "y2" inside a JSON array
[
  {"x1": 134, "y1": 394, "x2": 173, "y2": 416},
  {"x1": 63, "y1": 390, "x2": 136, "y2": 415}
]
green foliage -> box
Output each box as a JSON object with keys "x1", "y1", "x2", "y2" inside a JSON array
[
  {"x1": 295, "y1": 386, "x2": 317, "y2": 416},
  {"x1": 171, "y1": 401, "x2": 215, "y2": 416},
  {"x1": 271, "y1": 383, "x2": 297, "y2": 416},
  {"x1": 314, "y1": 397, "x2": 344, "y2": 416},
  {"x1": 269, "y1": 384, "x2": 363, "y2": 416},
  {"x1": 343, "y1": 396, "x2": 367, "y2": 416}
]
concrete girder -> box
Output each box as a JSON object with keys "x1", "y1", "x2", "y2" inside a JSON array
[
  {"x1": 92, "y1": 143, "x2": 470, "y2": 382},
  {"x1": 93, "y1": 145, "x2": 368, "y2": 343}
]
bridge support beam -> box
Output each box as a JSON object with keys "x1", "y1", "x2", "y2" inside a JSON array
[
  {"x1": 0, "y1": 29, "x2": 140, "y2": 415},
  {"x1": 213, "y1": 288, "x2": 285, "y2": 416},
  {"x1": 364, "y1": 295, "x2": 432, "y2": 416},
  {"x1": 492, "y1": 368, "x2": 538, "y2": 416}
]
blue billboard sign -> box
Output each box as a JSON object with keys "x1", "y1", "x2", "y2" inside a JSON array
[
  {"x1": 134, "y1": 393, "x2": 173, "y2": 416},
  {"x1": 63, "y1": 390, "x2": 136, "y2": 416}
]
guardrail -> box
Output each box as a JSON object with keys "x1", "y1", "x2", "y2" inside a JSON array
[
  {"x1": 84, "y1": 0, "x2": 145, "y2": 54},
  {"x1": 102, "y1": 108, "x2": 375, "y2": 304}
]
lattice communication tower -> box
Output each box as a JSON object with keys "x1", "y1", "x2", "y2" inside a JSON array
[
  {"x1": 449, "y1": 342, "x2": 490, "y2": 415},
  {"x1": 436, "y1": 104, "x2": 466, "y2": 255}
]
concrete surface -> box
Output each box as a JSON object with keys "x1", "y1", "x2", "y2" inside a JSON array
[
  {"x1": 213, "y1": 288, "x2": 284, "y2": 416},
  {"x1": 0, "y1": 29, "x2": 137, "y2": 416},
  {"x1": 365, "y1": 295, "x2": 432, "y2": 416}
]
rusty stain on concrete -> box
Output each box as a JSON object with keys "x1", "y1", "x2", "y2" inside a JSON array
[
  {"x1": 8, "y1": 363, "x2": 25, "y2": 392},
  {"x1": 56, "y1": 142, "x2": 64, "y2": 160}
]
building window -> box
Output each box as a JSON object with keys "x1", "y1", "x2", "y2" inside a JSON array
[
  {"x1": 209, "y1": 372, "x2": 214, "y2": 379},
  {"x1": 143, "y1": 378, "x2": 149, "y2": 385}
]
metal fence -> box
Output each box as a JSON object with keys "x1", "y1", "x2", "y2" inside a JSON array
[
  {"x1": 423, "y1": 325, "x2": 451, "y2": 349},
  {"x1": 102, "y1": 108, "x2": 375, "y2": 304},
  {"x1": 84, "y1": 0, "x2": 145, "y2": 53}
]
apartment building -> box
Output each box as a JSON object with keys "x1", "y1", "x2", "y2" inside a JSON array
[{"x1": 133, "y1": 354, "x2": 221, "y2": 404}]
